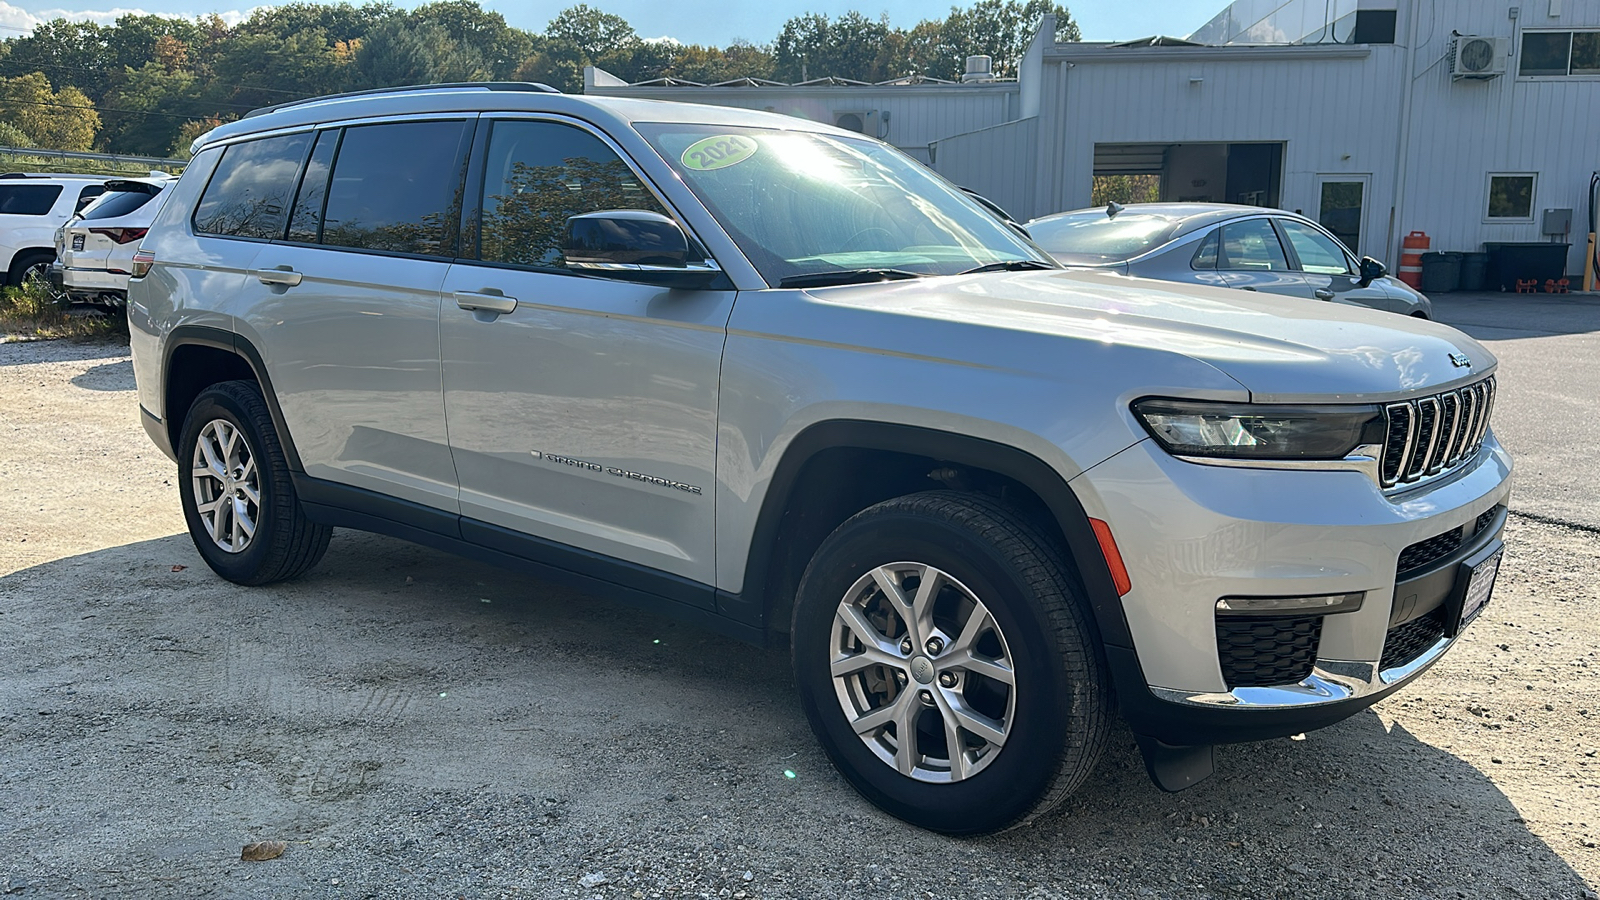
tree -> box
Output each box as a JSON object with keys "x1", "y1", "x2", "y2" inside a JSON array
[
  {"x1": 409, "y1": 1, "x2": 533, "y2": 79},
  {"x1": 234, "y1": 2, "x2": 400, "y2": 44},
  {"x1": 0, "y1": 20, "x2": 114, "y2": 102},
  {"x1": 102, "y1": 62, "x2": 199, "y2": 156},
  {"x1": 352, "y1": 19, "x2": 491, "y2": 89},
  {"x1": 213, "y1": 28, "x2": 357, "y2": 109},
  {"x1": 172, "y1": 116, "x2": 225, "y2": 158},
  {"x1": 545, "y1": 5, "x2": 637, "y2": 60},
  {"x1": 0, "y1": 73, "x2": 99, "y2": 151},
  {"x1": 774, "y1": 12, "x2": 892, "y2": 82},
  {"x1": 939, "y1": 0, "x2": 1080, "y2": 78}
]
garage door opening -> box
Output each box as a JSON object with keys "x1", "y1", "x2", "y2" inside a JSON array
[{"x1": 1092, "y1": 142, "x2": 1283, "y2": 208}]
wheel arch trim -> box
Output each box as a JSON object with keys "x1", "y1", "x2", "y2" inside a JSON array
[
  {"x1": 733, "y1": 419, "x2": 1135, "y2": 651},
  {"x1": 161, "y1": 324, "x2": 303, "y2": 473}
]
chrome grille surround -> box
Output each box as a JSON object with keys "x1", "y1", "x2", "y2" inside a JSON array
[{"x1": 1381, "y1": 376, "x2": 1495, "y2": 491}]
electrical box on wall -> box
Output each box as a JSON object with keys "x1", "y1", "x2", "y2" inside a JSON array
[{"x1": 1542, "y1": 208, "x2": 1573, "y2": 236}]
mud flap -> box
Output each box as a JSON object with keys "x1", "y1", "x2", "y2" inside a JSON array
[{"x1": 1135, "y1": 734, "x2": 1215, "y2": 792}]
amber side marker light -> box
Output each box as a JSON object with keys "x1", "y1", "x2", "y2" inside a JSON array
[{"x1": 1088, "y1": 517, "x2": 1131, "y2": 596}]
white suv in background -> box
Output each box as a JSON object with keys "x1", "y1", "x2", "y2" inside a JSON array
[
  {"x1": 0, "y1": 173, "x2": 110, "y2": 293},
  {"x1": 55, "y1": 175, "x2": 173, "y2": 309}
]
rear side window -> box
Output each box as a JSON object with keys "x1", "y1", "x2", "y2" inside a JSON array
[
  {"x1": 82, "y1": 188, "x2": 160, "y2": 221},
  {"x1": 477, "y1": 119, "x2": 667, "y2": 270},
  {"x1": 1217, "y1": 219, "x2": 1289, "y2": 271},
  {"x1": 318, "y1": 120, "x2": 472, "y2": 257},
  {"x1": 286, "y1": 130, "x2": 339, "y2": 244},
  {"x1": 193, "y1": 132, "x2": 312, "y2": 239},
  {"x1": 0, "y1": 184, "x2": 64, "y2": 216}
]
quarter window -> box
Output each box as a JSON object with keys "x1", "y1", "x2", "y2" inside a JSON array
[
  {"x1": 1216, "y1": 219, "x2": 1289, "y2": 271},
  {"x1": 1190, "y1": 229, "x2": 1219, "y2": 270},
  {"x1": 1486, "y1": 174, "x2": 1536, "y2": 220},
  {"x1": 319, "y1": 120, "x2": 472, "y2": 257},
  {"x1": 478, "y1": 120, "x2": 667, "y2": 270},
  {"x1": 1277, "y1": 219, "x2": 1352, "y2": 275},
  {"x1": 0, "y1": 184, "x2": 63, "y2": 216},
  {"x1": 193, "y1": 132, "x2": 312, "y2": 240}
]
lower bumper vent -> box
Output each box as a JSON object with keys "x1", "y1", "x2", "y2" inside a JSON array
[
  {"x1": 1216, "y1": 614, "x2": 1323, "y2": 688},
  {"x1": 1380, "y1": 606, "x2": 1446, "y2": 671}
]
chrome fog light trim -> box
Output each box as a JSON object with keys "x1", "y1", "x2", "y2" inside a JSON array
[{"x1": 1215, "y1": 592, "x2": 1365, "y2": 616}]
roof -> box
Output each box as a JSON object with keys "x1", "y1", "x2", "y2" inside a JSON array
[
  {"x1": 204, "y1": 83, "x2": 858, "y2": 149},
  {"x1": 1029, "y1": 202, "x2": 1307, "y2": 237}
]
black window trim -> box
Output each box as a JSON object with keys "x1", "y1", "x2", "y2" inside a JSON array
[
  {"x1": 189, "y1": 127, "x2": 317, "y2": 244},
  {"x1": 270, "y1": 115, "x2": 476, "y2": 262},
  {"x1": 459, "y1": 111, "x2": 726, "y2": 283}
]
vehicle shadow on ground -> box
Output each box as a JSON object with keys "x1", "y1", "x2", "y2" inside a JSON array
[
  {"x1": 1, "y1": 530, "x2": 1591, "y2": 898},
  {"x1": 68, "y1": 358, "x2": 134, "y2": 390}
]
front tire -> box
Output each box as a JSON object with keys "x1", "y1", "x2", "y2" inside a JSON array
[
  {"x1": 791, "y1": 491, "x2": 1110, "y2": 834},
  {"x1": 177, "y1": 380, "x2": 330, "y2": 585}
]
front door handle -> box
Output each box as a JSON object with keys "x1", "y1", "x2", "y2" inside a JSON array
[
  {"x1": 1314, "y1": 288, "x2": 1335, "y2": 300},
  {"x1": 1238, "y1": 285, "x2": 1258, "y2": 291},
  {"x1": 454, "y1": 290, "x2": 518, "y2": 315},
  {"x1": 251, "y1": 266, "x2": 302, "y2": 287}
]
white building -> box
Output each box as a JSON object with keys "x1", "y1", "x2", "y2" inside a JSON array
[{"x1": 589, "y1": 0, "x2": 1600, "y2": 278}]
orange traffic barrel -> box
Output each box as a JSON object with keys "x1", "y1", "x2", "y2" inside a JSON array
[{"x1": 1399, "y1": 231, "x2": 1429, "y2": 288}]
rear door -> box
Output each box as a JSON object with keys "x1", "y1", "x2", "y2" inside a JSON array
[
  {"x1": 1210, "y1": 216, "x2": 1308, "y2": 297},
  {"x1": 230, "y1": 117, "x2": 475, "y2": 513},
  {"x1": 1274, "y1": 217, "x2": 1403, "y2": 313},
  {"x1": 438, "y1": 115, "x2": 733, "y2": 595}
]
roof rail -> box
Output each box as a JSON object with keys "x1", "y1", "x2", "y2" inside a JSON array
[{"x1": 243, "y1": 81, "x2": 560, "y2": 120}]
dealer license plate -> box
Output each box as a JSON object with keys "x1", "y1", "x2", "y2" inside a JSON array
[
  {"x1": 1459, "y1": 549, "x2": 1501, "y2": 629},
  {"x1": 72, "y1": 234, "x2": 84, "y2": 251}
]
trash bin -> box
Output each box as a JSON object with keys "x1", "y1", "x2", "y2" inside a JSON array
[
  {"x1": 1458, "y1": 252, "x2": 1489, "y2": 291},
  {"x1": 1420, "y1": 251, "x2": 1462, "y2": 293},
  {"x1": 1484, "y1": 242, "x2": 1570, "y2": 291}
]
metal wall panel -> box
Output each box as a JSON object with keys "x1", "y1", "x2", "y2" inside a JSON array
[{"x1": 929, "y1": 118, "x2": 1039, "y2": 216}]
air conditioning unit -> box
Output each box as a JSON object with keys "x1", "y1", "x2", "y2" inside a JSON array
[
  {"x1": 833, "y1": 110, "x2": 881, "y2": 136},
  {"x1": 1449, "y1": 34, "x2": 1507, "y2": 79}
]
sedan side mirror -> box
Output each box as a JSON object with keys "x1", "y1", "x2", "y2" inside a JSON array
[
  {"x1": 563, "y1": 209, "x2": 725, "y2": 289},
  {"x1": 1358, "y1": 256, "x2": 1386, "y2": 287}
]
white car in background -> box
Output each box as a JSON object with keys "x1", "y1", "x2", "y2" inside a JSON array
[
  {"x1": 0, "y1": 172, "x2": 111, "y2": 295},
  {"x1": 54, "y1": 175, "x2": 173, "y2": 309}
]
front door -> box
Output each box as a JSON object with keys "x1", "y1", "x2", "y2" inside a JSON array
[
  {"x1": 1210, "y1": 217, "x2": 1307, "y2": 297},
  {"x1": 439, "y1": 117, "x2": 734, "y2": 596},
  {"x1": 1315, "y1": 175, "x2": 1369, "y2": 257},
  {"x1": 1274, "y1": 217, "x2": 1404, "y2": 314}
]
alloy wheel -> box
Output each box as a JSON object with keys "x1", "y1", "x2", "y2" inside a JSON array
[
  {"x1": 190, "y1": 418, "x2": 260, "y2": 554},
  {"x1": 829, "y1": 562, "x2": 1016, "y2": 783}
]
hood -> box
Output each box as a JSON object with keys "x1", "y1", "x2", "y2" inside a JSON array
[{"x1": 810, "y1": 268, "x2": 1493, "y2": 403}]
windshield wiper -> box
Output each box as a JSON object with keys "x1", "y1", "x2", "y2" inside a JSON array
[
  {"x1": 958, "y1": 259, "x2": 1057, "y2": 275},
  {"x1": 778, "y1": 269, "x2": 926, "y2": 289}
]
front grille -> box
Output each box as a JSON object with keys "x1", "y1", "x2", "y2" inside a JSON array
[
  {"x1": 1216, "y1": 614, "x2": 1323, "y2": 688},
  {"x1": 1475, "y1": 505, "x2": 1501, "y2": 534},
  {"x1": 1381, "y1": 606, "x2": 1446, "y2": 671},
  {"x1": 1380, "y1": 376, "x2": 1495, "y2": 489},
  {"x1": 1397, "y1": 529, "x2": 1464, "y2": 576}
]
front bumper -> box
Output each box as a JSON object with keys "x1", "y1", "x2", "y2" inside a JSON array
[{"x1": 1074, "y1": 433, "x2": 1512, "y2": 746}]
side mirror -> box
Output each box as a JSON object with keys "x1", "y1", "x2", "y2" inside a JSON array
[
  {"x1": 563, "y1": 209, "x2": 724, "y2": 289},
  {"x1": 1358, "y1": 256, "x2": 1386, "y2": 287}
]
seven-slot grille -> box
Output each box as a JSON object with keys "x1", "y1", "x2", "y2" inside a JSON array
[{"x1": 1380, "y1": 376, "x2": 1496, "y2": 488}]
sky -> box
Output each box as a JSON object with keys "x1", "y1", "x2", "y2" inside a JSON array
[{"x1": 0, "y1": 0, "x2": 1223, "y2": 47}]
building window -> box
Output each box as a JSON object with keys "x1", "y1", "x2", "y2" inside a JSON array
[
  {"x1": 1350, "y1": 10, "x2": 1397, "y2": 45},
  {"x1": 1519, "y1": 31, "x2": 1600, "y2": 76},
  {"x1": 1486, "y1": 174, "x2": 1536, "y2": 221}
]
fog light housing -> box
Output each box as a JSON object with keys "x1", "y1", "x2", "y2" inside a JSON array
[{"x1": 1215, "y1": 592, "x2": 1365, "y2": 616}]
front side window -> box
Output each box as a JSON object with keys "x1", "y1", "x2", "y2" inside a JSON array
[
  {"x1": 478, "y1": 120, "x2": 668, "y2": 269},
  {"x1": 1486, "y1": 174, "x2": 1535, "y2": 220},
  {"x1": 1216, "y1": 219, "x2": 1289, "y2": 271},
  {"x1": 319, "y1": 120, "x2": 472, "y2": 257},
  {"x1": 1277, "y1": 219, "x2": 1352, "y2": 275},
  {"x1": 193, "y1": 132, "x2": 312, "y2": 239},
  {"x1": 635, "y1": 123, "x2": 1050, "y2": 284},
  {"x1": 0, "y1": 184, "x2": 63, "y2": 216}
]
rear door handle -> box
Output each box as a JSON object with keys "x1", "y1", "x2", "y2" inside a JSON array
[
  {"x1": 453, "y1": 290, "x2": 518, "y2": 315},
  {"x1": 1238, "y1": 285, "x2": 1257, "y2": 291},
  {"x1": 1314, "y1": 288, "x2": 1335, "y2": 300},
  {"x1": 251, "y1": 266, "x2": 302, "y2": 287}
]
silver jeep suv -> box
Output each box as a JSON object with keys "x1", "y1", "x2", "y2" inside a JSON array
[{"x1": 128, "y1": 83, "x2": 1512, "y2": 834}]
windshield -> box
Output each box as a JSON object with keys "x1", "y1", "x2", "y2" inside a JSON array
[
  {"x1": 1026, "y1": 211, "x2": 1182, "y2": 266},
  {"x1": 634, "y1": 124, "x2": 1052, "y2": 285}
]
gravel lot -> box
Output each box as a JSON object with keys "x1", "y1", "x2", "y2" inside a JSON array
[{"x1": 1, "y1": 336, "x2": 1596, "y2": 899}]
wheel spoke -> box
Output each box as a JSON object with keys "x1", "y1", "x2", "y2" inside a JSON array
[
  {"x1": 908, "y1": 566, "x2": 941, "y2": 646},
  {"x1": 849, "y1": 691, "x2": 903, "y2": 736},
  {"x1": 949, "y1": 604, "x2": 995, "y2": 657},
  {"x1": 891, "y1": 692, "x2": 922, "y2": 776},
  {"x1": 937, "y1": 688, "x2": 1007, "y2": 747},
  {"x1": 237, "y1": 455, "x2": 255, "y2": 483},
  {"x1": 196, "y1": 497, "x2": 225, "y2": 515},
  {"x1": 238, "y1": 481, "x2": 260, "y2": 505},
  {"x1": 233, "y1": 498, "x2": 256, "y2": 539},
  {"x1": 831, "y1": 644, "x2": 903, "y2": 678},
  {"x1": 197, "y1": 436, "x2": 227, "y2": 480},
  {"x1": 210, "y1": 496, "x2": 231, "y2": 544},
  {"x1": 870, "y1": 566, "x2": 910, "y2": 614},
  {"x1": 836, "y1": 604, "x2": 902, "y2": 657},
  {"x1": 936, "y1": 697, "x2": 971, "y2": 781},
  {"x1": 947, "y1": 650, "x2": 1015, "y2": 686}
]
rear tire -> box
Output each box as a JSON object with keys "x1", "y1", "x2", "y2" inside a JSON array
[
  {"x1": 177, "y1": 380, "x2": 330, "y2": 585},
  {"x1": 10, "y1": 250, "x2": 67, "y2": 305},
  {"x1": 791, "y1": 491, "x2": 1110, "y2": 834}
]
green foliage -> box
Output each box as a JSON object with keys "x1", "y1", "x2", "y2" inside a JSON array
[
  {"x1": 0, "y1": 0, "x2": 1080, "y2": 152},
  {"x1": 1091, "y1": 174, "x2": 1161, "y2": 206},
  {"x1": 0, "y1": 120, "x2": 31, "y2": 147}
]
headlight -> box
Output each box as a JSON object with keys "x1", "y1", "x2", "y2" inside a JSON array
[{"x1": 1132, "y1": 398, "x2": 1387, "y2": 460}]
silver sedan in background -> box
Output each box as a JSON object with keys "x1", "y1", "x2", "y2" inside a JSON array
[{"x1": 1025, "y1": 203, "x2": 1433, "y2": 318}]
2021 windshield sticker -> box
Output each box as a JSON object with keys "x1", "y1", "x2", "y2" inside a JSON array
[{"x1": 681, "y1": 135, "x2": 758, "y2": 171}]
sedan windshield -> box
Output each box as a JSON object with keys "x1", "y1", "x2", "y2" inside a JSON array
[
  {"x1": 635, "y1": 123, "x2": 1053, "y2": 286},
  {"x1": 1026, "y1": 211, "x2": 1182, "y2": 267}
]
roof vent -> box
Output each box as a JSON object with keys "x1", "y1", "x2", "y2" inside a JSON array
[{"x1": 961, "y1": 55, "x2": 995, "y2": 83}]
